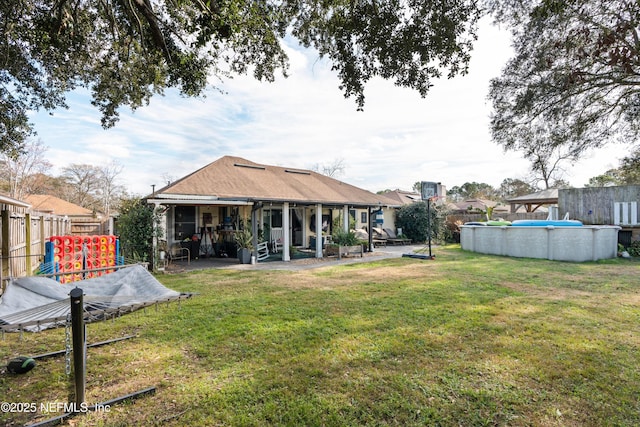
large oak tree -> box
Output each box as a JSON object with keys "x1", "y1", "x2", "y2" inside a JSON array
[
  {"x1": 487, "y1": 0, "x2": 640, "y2": 158},
  {"x1": 1, "y1": 0, "x2": 482, "y2": 155}
]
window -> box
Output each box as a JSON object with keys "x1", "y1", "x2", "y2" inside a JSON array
[
  {"x1": 361, "y1": 211, "x2": 367, "y2": 224},
  {"x1": 175, "y1": 206, "x2": 196, "y2": 240},
  {"x1": 263, "y1": 208, "x2": 283, "y2": 229},
  {"x1": 271, "y1": 209, "x2": 283, "y2": 228}
]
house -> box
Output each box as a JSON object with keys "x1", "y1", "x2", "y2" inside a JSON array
[
  {"x1": 147, "y1": 156, "x2": 401, "y2": 262},
  {"x1": 379, "y1": 189, "x2": 422, "y2": 205},
  {"x1": 23, "y1": 194, "x2": 110, "y2": 235}
]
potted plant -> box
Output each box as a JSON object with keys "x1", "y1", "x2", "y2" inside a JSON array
[
  {"x1": 330, "y1": 229, "x2": 364, "y2": 258},
  {"x1": 234, "y1": 228, "x2": 254, "y2": 264}
]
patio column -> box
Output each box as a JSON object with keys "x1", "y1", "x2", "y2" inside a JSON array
[
  {"x1": 251, "y1": 207, "x2": 259, "y2": 261},
  {"x1": 302, "y1": 207, "x2": 307, "y2": 249},
  {"x1": 315, "y1": 203, "x2": 323, "y2": 258},
  {"x1": 343, "y1": 205, "x2": 349, "y2": 233},
  {"x1": 283, "y1": 202, "x2": 290, "y2": 261},
  {"x1": 367, "y1": 206, "x2": 373, "y2": 252},
  {"x1": 150, "y1": 201, "x2": 163, "y2": 270}
]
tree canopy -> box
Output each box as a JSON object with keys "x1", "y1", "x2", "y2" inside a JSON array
[
  {"x1": 1, "y1": 0, "x2": 482, "y2": 155},
  {"x1": 497, "y1": 178, "x2": 536, "y2": 199},
  {"x1": 586, "y1": 147, "x2": 640, "y2": 186},
  {"x1": 447, "y1": 181, "x2": 499, "y2": 201},
  {"x1": 487, "y1": 0, "x2": 640, "y2": 158},
  {"x1": 0, "y1": 140, "x2": 127, "y2": 214}
]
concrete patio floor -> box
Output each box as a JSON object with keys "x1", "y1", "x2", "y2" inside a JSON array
[{"x1": 162, "y1": 244, "x2": 433, "y2": 273}]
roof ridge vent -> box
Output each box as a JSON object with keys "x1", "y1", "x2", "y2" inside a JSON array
[
  {"x1": 285, "y1": 169, "x2": 310, "y2": 175},
  {"x1": 234, "y1": 163, "x2": 265, "y2": 170}
]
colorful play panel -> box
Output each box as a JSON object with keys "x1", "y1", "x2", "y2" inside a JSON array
[{"x1": 43, "y1": 235, "x2": 123, "y2": 283}]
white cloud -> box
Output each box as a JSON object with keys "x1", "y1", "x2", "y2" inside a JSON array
[{"x1": 29, "y1": 19, "x2": 629, "y2": 197}]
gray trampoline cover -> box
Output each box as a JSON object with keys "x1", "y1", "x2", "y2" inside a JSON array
[{"x1": 0, "y1": 265, "x2": 181, "y2": 331}]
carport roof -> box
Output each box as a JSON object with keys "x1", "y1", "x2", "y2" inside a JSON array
[{"x1": 150, "y1": 156, "x2": 399, "y2": 207}]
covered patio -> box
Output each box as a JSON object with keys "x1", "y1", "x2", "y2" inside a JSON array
[{"x1": 147, "y1": 156, "x2": 400, "y2": 264}]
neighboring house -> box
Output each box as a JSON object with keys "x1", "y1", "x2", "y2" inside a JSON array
[
  {"x1": 381, "y1": 187, "x2": 451, "y2": 210},
  {"x1": 24, "y1": 194, "x2": 109, "y2": 235},
  {"x1": 451, "y1": 199, "x2": 500, "y2": 213},
  {"x1": 559, "y1": 185, "x2": 640, "y2": 245},
  {"x1": 147, "y1": 156, "x2": 401, "y2": 261},
  {"x1": 380, "y1": 189, "x2": 422, "y2": 206}
]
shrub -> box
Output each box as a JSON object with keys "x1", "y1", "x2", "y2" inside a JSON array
[
  {"x1": 396, "y1": 201, "x2": 449, "y2": 243},
  {"x1": 628, "y1": 241, "x2": 640, "y2": 257},
  {"x1": 116, "y1": 198, "x2": 162, "y2": 263}
]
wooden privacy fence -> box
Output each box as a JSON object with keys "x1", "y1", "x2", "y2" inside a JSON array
[
  {"x1": 1, "y1": 209, "x2": 70, "y2": 292},
  {"x1": 559, "y1": 186, "x2": 640, "y2": 225}
]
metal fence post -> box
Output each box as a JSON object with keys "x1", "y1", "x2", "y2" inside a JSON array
[{"x1": 70, "y1": 287, "x2": 86, "y2": 407}]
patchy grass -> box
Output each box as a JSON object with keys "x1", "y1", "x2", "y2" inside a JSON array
[{"x1": 1, "y1": 245, "x2": 639, "y2": 426}]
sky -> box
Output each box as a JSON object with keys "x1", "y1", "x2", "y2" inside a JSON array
[{"x1": 28, "y1": 18, "x2": 630, "y2": 197}]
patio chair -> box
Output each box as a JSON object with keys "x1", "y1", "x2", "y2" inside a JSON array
[
  {"x1": 371, "y1": 227, "x2": 389, "y2": 247},
  {"x1": 256, "y1": 241, "x2": 270, "y2": 261},
  {"x1": 383, "y1": 228, "x2": 411, "y2": 245},
  {"x1": 270, "y1": 228, "x2": 284, "y2": 253},
  {"x1": 168, "y1": 243, "x2": 190, "y2": 264}
]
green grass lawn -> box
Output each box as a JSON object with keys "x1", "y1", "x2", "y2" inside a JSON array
[{"x1": 1, "y1": 245, "x2": 639, "y2": 426}]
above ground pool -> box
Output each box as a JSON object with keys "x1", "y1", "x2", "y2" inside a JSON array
[
  {"x1": 460, "y1": 222, "x2": 620, "y2": 262},
  {"x1": 510, "y1": 219, "x2": 584, "y2": 227}
]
